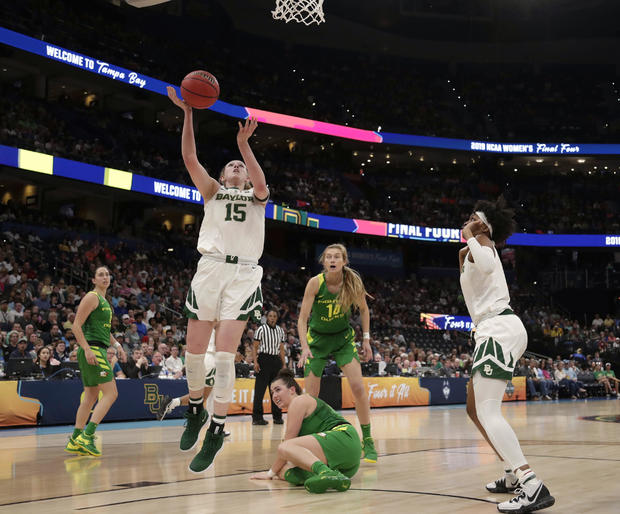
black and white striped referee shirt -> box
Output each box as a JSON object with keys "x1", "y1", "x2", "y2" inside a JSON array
[{"x1": 254, "y1": 323, "x2": 286, "y2": 356}]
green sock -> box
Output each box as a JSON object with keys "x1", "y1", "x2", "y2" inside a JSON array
[
  {"x1": 311, "y1": 461, "x2": 330, "y2": 475},
  {"x1": 84, "y1": 421, "x2": 97, "y2": 436},
  {"x1": 361, "y1": 423, "x2": 371, "y2": 440},
  {"x1": 72, "y1": 428, "x2": 82, "y2": 439}
]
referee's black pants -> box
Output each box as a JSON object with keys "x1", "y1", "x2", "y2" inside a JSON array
[{"x1": 252, "y1": 353, "x2": 283, "y2": 422}]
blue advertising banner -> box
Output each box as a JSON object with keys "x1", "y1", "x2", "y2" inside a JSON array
[
  {"x1": 421, "y1": 313, "x2": 475, "y2": 331},
  {"x1": 1, "y1": 143, "x2": 618, "y2": 248},
  {"x1": 18, "y1": 378, "x2": 190, "y2": 425},
  {"x1": 2, "y1": 26, "x2": 620, "y2": 154},
  {"x1": 419, "y1": 377, "x2": 468, "y2": 404}
]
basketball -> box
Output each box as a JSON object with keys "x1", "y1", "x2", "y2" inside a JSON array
[{"x1": 180, "y1": 70, "x2": 220, "y2": 109}]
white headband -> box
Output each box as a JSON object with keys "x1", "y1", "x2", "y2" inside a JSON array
[{"x1": 475, "y1": 211, "x2": 493, "y2": 237}]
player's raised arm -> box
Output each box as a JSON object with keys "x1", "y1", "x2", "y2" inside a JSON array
[
  {"x1": 167, "y1": 86, "x2": 219, "y2": 201},
  {"x1": 237, "y1": 117, "x2": 269, "y2": 202}
]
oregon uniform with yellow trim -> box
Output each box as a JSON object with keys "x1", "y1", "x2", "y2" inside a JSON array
[
  {"x1": 284, "y1": 397, "x2": 361, "y2": 485},
  {"x1": 77, "y1": 291, "x2": 114, "y2": 387},
  {"x1": 305, "y1": 273, "x2": 359, "y2": 378}
]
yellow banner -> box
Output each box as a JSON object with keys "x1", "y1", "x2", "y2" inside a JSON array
[
  {"x1": 228, "y1": 377, "x2": 306, "y2": 415},
  {"x1": 503, "y1": 376, "x2": 526, "y2": 402},
  {"x1": 342, "y1": 377, "x2": 430, "y2": 409},
  {"x1": 0, "y1": 381, "x2": 41, "y2": 426}
]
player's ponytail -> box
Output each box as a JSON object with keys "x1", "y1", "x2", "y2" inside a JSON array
[
  {"x1": 341, "y1": 266, "x2": 368, "y2": 314},
  {"x1": 273, "y1": 368, "x2": 302, "y2": 395}
]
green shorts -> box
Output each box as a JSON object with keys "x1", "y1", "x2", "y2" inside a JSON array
[
  {"x1": 312, "y1": 423, "x2": 361, "y2": 478},
  {"x1": 78, "y1": 344, "x2": 114, "y2": 387},
  {"x1": 304, "y1": 326, "x2": 359, "y2": 378}
]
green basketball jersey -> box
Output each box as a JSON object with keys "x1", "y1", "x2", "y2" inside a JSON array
[
  {"x1": 308, "y1": 273, "x2": 350, "y2": 334},
  {"x1": 82, "y1": 291, "x2": 112, "y2": 345},
  {"x1": 299, "y1": 396, "x2": 348, "y2": 435}
]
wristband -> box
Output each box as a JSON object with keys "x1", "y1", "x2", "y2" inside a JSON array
[
  {"x1": 267, "y1": 469, "x2": 276, "y2": 478},
  {"x1": 363, "y1": 332, "x2": 370, "y2": 340},
  {"x1": 114, "y1": 342, "x2": 121, "y2": 349}
]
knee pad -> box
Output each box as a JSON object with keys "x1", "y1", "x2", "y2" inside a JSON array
[
  {"x1": 213, "y1": 351, "x2": 236, "y2": 403},
  {"x1": 185, "y1": 352, "x2": 207, "y2": 392},
  {"x1": 204, "y1": 351, "x2": 216, "y2": 387}
]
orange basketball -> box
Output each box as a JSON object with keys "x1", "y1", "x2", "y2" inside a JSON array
[{"x1": 180, "y1": 70, "x2": 220, "y2": 109}]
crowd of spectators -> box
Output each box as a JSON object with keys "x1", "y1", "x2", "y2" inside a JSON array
[
  {"x1": 2, "y1": 81, "x2": 619, "y2": 235},
  {"x1": 514, "y1": 356, "x2": 618, "y2": 400},
  {"x1": 2, "y1": 0, "x2": 618, "y2": 142},
  {"x1": 1, "y1": 217, "x2": 618, "y2": 401}
]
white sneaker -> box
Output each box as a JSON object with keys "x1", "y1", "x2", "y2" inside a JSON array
[
  {"x1": 156, "y1": 395, "x2": 175, "y2": 421},
  {"x1": 486, "y1": 475, "x2": 519, "y2": 493},
  {"x1": 497, "y1": 483, "x2": 555, "y2": 513}
]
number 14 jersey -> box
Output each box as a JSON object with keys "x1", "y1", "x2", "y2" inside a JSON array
[
  {"x1": 309, "y1": 273, "x2": 351, "y2": 334},
  {"x1": 197, "y1": 186, "x2": 266, "y2": 262}
]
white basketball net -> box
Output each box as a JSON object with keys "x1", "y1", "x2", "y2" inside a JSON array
[{"x1": 272, "y1": 0, "x2": 325, "y2": 26}]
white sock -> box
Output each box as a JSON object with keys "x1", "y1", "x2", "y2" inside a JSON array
[
  {"x1": 170, "y1": 397, "x2": 181, "y2": 409},
  {"x1": 516, "y1": 468, "x2": 541, "y2": 492},
  {"x1": 504, "y1": 468, "x2": 518, "y2": 485}
]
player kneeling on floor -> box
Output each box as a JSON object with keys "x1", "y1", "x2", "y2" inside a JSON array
[{"x1": 250, "y1": 369, "x2": 360, "y2": 493}]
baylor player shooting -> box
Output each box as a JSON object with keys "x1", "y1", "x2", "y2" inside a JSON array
[
  {"x1": 251, "y1": 369, "x2": 361, "y2": 494},
  {"x1": 167, "y1": 86, "x2": 268, "y2": 474},
  {"x1": 298, "y1": 243, "x2": 377, "y2": 463}
]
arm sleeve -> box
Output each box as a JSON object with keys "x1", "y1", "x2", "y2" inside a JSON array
[{"x1": 466, "y1": 237, "x2": 495, "y2": 274}]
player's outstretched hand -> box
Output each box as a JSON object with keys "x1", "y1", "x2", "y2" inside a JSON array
[
  {"x1": 237, "y1": 117, "x2": 258, "y2": 145},
  {"x1": 167, "y1": 86, "x2": 191, "y2": 112},
  {"x1": 250, "y1": 471, "x2": 275, "y2": 480}
]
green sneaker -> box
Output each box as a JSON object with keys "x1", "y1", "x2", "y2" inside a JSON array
[
  {"x1": 189, "y1": 430, "x2": 224, "y2": 473},
  {"x1": 74, "y1": 432, "x2": 101, "y2": 457},
  {"x1": 304, "y1": 469, "x2": 351, "y2": 493},
  {"x1": 64, "y1": 436, "x2": 89, "y2": 455},
  {"x1": 180, "y1": 409, "x2": 208, "y2": 452},
  {"x1": 284, "y1": 466, "x2": 314, "y2": 486},
  {"x1": 362, "y1": 437, "x2": 377, "y2": 463}
]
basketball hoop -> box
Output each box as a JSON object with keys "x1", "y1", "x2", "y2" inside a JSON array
[{"x1": 272, "y1": 0, "x2": 325, "y2": 26}]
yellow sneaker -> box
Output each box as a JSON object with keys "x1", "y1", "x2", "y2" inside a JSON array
[
  {"x1": 65, "y1": 436, "x2": 89, "y2": 455},
  {"x1": 75, "y1": 432, "x2": 101, "y2": 457}
]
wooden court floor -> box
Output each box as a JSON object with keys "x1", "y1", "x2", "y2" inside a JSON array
[{"x1": 1, "y1": 399, "x2": 619, "y2": 513}]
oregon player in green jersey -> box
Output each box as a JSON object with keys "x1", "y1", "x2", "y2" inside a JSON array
[
  {"x1": 251, "y1": 369, "x2": 360, "y2": 493},
  {"x1": 65, "y1": 266, "x2": 126, "y2": 457},
  {"x1": 297, "y1": 243, "x2": 377, "y2": 463}
]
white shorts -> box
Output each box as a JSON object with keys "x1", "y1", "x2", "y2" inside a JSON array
[
  {"x1": 472, "y1": 314, "x2": 527, "y2": 381},
  {"x1": 184, "y1": 255, "x2": 263, "y2": 323}
]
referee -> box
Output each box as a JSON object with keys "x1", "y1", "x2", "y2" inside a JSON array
[{"x1": 252, "y1": 309, "x2": 286, "y2": 425}]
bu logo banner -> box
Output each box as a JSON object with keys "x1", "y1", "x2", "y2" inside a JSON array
[{"x1": 144, "y1": 383, "x2": 164, "y2": 414}]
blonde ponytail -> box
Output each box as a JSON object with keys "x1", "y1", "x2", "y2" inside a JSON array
[{"x1": 339, "y1": 266, "x2": 367, "y2": 313}]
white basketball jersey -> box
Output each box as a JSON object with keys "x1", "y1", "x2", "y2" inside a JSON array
[
  {"x1": 460, "y1": 247, "x2": 511, "y2": 325},
  {"x1": 197, "y1": 186, "x2": 266, "y2": 261}
]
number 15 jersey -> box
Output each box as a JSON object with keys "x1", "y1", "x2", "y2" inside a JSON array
[{"x1": 197, "y1": 186, "x2": 266, "y2": 262}]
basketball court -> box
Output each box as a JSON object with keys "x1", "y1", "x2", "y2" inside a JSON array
[{"x1": 1, "y1": 398, "x2": 618, "y2": 513}]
